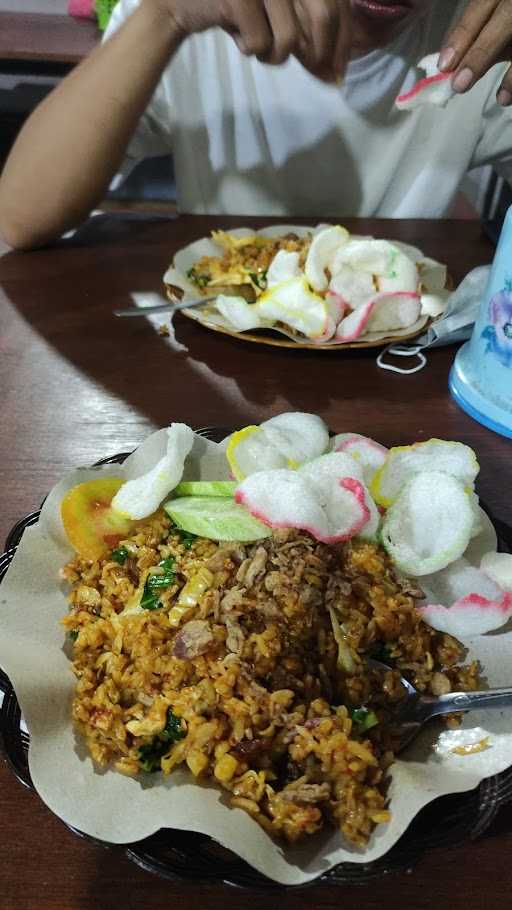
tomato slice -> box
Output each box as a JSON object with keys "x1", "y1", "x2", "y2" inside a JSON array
[{"x1": 61, "y1": 478, "x2": 134, "y2": 560}]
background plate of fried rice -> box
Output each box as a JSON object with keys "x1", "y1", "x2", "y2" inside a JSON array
[
  {"x1": 163, "y1": 225, "x2": 432, "y2": 350},
  {"x1": 1, "y1": 428, "x2": 512, "y2": 886}
]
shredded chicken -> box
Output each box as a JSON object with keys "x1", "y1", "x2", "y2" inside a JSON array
[
  {"x1": 244, "y1": 546, "x2": 268, "y2": 587},
  {"x1": 280, "y1": 781, "x2": 331, "y2": 804},
  {"x1": 225, "y1": 616, "x2": 245, "y2": 654}
]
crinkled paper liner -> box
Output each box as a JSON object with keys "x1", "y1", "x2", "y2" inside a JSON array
[{"x1": 1, "y1": 429, "x2": 512, "y2": 885}]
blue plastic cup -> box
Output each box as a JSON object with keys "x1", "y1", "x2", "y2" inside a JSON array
[{"x1": 450, "y1": 206, "x2": 512, "y2": 438}]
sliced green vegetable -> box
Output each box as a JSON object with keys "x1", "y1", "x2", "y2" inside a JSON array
[
  {"x1": 111, "y1": 546, "x2": 129, "y2": 565},
  {"x1": 68, "y1": 630, "x2": 79, "y2": 642},
  {"x1": 248, "y1": 269, "x2": 267, "y2": 289},
  {"x1": 177, "y1": 529, "x2": 197, "y2": 549},
  {"x1": 160, "y1": 709, "x2": 186, "y2": 743},
  {"x1": 164, "y1": 496, "x2": 271, "y2": 542},
  {"x1": 186, "y1": 267, "x2": 211, "y2": 288},
  {"x1": 174, "y1": 481, "x2": 237, "y2": 498},
  {"x1": 351, "y1": 707, "x2": 379, "y2": 733},
  {"x1": 138, "y1": 707, "x2": 186, "y2": 773},
  {"x1": 140, "y1": 557, "x2": 176, "y2": 611}
]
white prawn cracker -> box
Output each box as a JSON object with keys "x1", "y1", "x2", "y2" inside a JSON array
[
  {"x1": 213, "y1": 295, "x2": 263, "y2": 331},
  {"x1": 365, "y1": 293, "x2": 421, "y2": 333},
  {"x1": 334, "y1": 239, "x2": 404, "y2": 277},
  {"x1": 381, "y1": 471, "x2": 474, "y2": 577},
  {"x1": 480, "y1": 552, "x2": 512, "y2": 593},
  {"x1": 331, "y1": 433, "x2": 388, "y2": 486},
  {"x1": 305, "y1": 225, "x2": 349, "y2": 292},
  {"x1": 371, "y1": 439, "x2": 480, "y2": 507},
  {"x1": 266, "y1": 250, "x2": 301, "y2": 287},
  {"x1": 418, "y1": 558, "x2": 512, "y2": 636},
  {"x1": 396, "y1": 53, "x2": 456, "y2": 111},
  {"x1": 226, "y1": 413, "x2": 329, "y2": 481},
  {"x1": 235, "y1": 455, "x2": 374, "y2": 544},
  {"x1": 299, "y1": 453, "x2": 380, "y2": 541},
  {"x1": 262, "y1": 412, "x2": 329, "y2": 464},
  {"x1": 328, "y1": 265, "x2": 375, "y2": 310},
  {"x1": 226, "y1": 426, "x2": 289, "y2": 481},
  {"x1": 335, "y1": 300, "x2": 376, "y2": 342},
  {"x1": 334, "y1": 292, "x2": 421, "y2": 342},
  {"x1": 256, "y1": 277, "x2": 334, "y2": 340},
  {"x1": 377, "y1": 251, "x2": 418, "y2": 295},
  {"x1": 112, "y1": 423, "x2": 193, "y2": 519}
]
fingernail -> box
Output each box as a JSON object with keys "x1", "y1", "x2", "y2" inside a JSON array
[
  {"x1": 438, "y1": 47, "x2": 455, "y2": 72},
  {"x1": 498, "y1": 88, "x2": 512, "y2": 106},
  {"x1": 452, "y1": 67, "x2": 474, "y2": 93}
]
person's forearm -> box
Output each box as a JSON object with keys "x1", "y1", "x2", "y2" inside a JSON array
[{"x1": 0, "y1": 3, "x2": 182, "y2": 249}]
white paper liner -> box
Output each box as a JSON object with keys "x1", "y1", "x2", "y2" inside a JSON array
[
  {"x1": 162, "y1": 226, "x2": 437, "y2": 348},
  {"x1": 1, "y1": 430, "x2": 511, "y2": 885}
]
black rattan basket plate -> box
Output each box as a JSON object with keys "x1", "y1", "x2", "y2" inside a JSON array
[{"x1": 2, "y1": 429, "x2": 512, "y2": 889}]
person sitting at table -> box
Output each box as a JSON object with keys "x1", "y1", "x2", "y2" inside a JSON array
[{"x1": 0, "y1": 0, "x2": 512, "y2": 250}]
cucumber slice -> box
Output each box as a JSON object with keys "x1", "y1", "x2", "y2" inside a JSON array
[
  {"x1": 173, "y1": 481, "x2": 237, "y2": 498},
  {"x1": 164, "y1": 496, "x2": 271, "y2": 542}
]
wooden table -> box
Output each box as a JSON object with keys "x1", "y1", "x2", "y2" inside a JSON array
[
  {"x1": 0, "y1": 215, "x2": 511, "y2": 909},
  {"x1": 0, "y1": 12, "x2": 98, "y2": 66}
]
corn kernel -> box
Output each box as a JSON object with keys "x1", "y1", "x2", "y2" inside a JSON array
[
  {"x1": 214, "y1": 740, "x2": 231, "y2": 761},
  {"x1": 168, "y1": 604, "x2": 193, "y2": 628},
  {"x1": 186, "y1": 750, "x2": 209, "y2": 777},
  {"x1": 214, "y1": 753, "x2": 238, "y2": 783}
]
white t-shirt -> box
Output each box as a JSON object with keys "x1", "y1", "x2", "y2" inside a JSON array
[{"x1": 105, "y1": 0, "x2": 512, "y2": 217}]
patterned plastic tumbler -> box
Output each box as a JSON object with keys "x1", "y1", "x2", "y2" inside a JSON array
[{"x1": 450, "y1": 206, "x2": 512, "y2": 439}]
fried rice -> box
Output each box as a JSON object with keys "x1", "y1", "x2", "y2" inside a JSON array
[
  {"x1": 186, "y1": 230, "x2": 311, "y2": 300},
  {"x1": 61, "y1": 513, "x2": 478, "y2": 846}
]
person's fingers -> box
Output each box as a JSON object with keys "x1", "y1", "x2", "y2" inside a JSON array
[
  {"x1": 332, "y1": 0, "x2": 351, "y2": 81},
  {"x1": 294, "y1": 0, "x2": 339, "y2": 75},
  {"x1": 497, "y1": 60, "x2": 512, "y2": 105},
  {"x1": 450, "y1": 1, "x2": 512, "y2": 93},
  {"x1": 438, "y1": 0, "x2": 498, "y2": 72},
  {"x1": 262, "y1": 0, "x2": 300, "y2": 64},
  {"x1": 227, "y1": 0, "x2": 273, "y2": 58}
]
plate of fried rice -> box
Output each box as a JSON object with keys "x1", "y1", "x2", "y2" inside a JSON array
[
  {"x1": 162, "y1": 225, "x2": 450, "y2": 350},
  {"x1": 1, "y1": 415, "x2": 512, "y2": 886},
  {"x1": 61, "y1": 520, "x2": 478, "y2": 846}
]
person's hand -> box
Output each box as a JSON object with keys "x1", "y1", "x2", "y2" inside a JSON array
[
  {"x1": 146, "y1": 0, "x2": 351, "y2": 82},
  {"x1": 438, "y1": 0, "x2": 512, "y2": 106}
]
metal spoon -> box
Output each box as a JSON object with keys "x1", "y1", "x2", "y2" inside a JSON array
[{"x1": 369, "y1": 659, "x2": 512, "y2": 753}]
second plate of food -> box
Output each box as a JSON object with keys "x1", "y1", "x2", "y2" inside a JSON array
[{"x1": 163, "y1": 224, "x2": 450, "y2": 350}]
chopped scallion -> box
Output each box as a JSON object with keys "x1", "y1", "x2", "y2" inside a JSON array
[
  {"x1": 111, "y1": 546, "x2": 129, "y2": 565},
  {"x1": 138, "y1": 708, "x2": 186, "y2": 773}
]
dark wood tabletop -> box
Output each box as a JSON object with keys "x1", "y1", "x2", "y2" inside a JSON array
[
  {"x1": 0, "y1": 214, "x2": 511, "y2": 909},
  {"x1": 0, "y1": 12, "x2": 98, "y2": 65}
]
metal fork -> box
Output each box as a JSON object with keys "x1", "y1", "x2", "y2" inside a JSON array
[
  {"x1": 113, "y1": 297, "x2": 217, "y2": 318},
  {"x1": 369, "y1": 659, "x2": 512, "y2": 752}
]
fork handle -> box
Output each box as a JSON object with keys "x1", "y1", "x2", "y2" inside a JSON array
[{"x1": 426, "y1": 687, "x2": 512, "y2": 717}]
